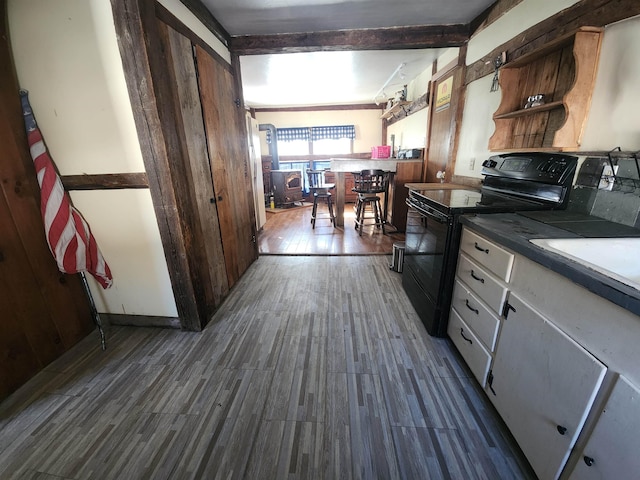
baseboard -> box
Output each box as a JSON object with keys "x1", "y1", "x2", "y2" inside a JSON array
[{"x1": 100, "y1": 313, "x2": 181, "y2": 329}]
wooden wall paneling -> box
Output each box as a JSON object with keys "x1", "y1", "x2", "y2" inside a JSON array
[
  {"x1": 111, "y1": 0, "x2": 201, "y2": 330},
  {"x1": 0, "y1": 191, "x2": 63, "y2": 391},
  {"x1": 163, "y1": 23, "x2": 229, "y2": 312},
  {"x1": 196, "y1": 45, "x2": 257, "y2": 288}
]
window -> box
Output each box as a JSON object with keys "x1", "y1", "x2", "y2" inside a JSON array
[
  {"x1": 313, "y1": 138, "x2": 352, "y2": 155},
  {"x1": 268, "y1": 125, "x2": 356, "y2": 156},
  {"x1": 278, "y1": 139, "x2": 310, "y2": 156}
]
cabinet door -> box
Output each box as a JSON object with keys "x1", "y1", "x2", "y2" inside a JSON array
[
  {"x1": 489, "y1": 293, "x2": 606, "y2": 480},
  {"x1": 569, "y1": 375, "x2": 640, "y2": 479}
]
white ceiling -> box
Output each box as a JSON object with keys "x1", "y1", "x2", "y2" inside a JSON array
[
  {"x1": 239, "y1": 49, "x2": 441, "y2": 108},
  {"x1": 200, "y1": 0, "x2": 496, "y2": 107}
]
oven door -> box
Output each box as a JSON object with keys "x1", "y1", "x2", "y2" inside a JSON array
[{"x1": 402, "y1": 203, "x2": 453, "y2": 336}]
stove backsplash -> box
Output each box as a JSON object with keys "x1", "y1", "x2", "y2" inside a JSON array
[{"x1": 570, "y1": 156, "x2": 640, "y2": 228}]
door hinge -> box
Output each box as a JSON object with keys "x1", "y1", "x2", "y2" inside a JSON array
[
  {"x1": 234, "y1": 98, "x2": 241, "y2": 107},
  {"x1": 487, "y1": 370, "x2": 496, "y2": 396},
  {"x1": 502, "y1": 301, "x2": 516, "y2": 319}
]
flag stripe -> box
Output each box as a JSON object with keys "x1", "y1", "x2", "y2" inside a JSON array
[{"x1": 21, "y1": 90, "x2": 113, "y2": 289}]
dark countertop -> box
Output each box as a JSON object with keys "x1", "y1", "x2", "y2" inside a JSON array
[{"x1": 460, "y1": 212, "x2": 640, "y2": 317}]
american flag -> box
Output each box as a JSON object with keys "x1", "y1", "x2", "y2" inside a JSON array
[{"x1": 20, "y1": 90, "x2": 113, "y2": 289}]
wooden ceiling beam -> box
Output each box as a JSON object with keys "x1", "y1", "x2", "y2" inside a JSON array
[{"x1": 229, "y1": 24, "x2": 470, "y2": 55}]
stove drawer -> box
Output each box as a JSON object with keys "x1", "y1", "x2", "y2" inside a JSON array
[
  {"x1": 448, "y1": 309, "x2": 491, "y2": 387},
  {"x1": 460, "y1": 228, "x2": 514, "y2": 282},
  {"x1": 457, "y1": 253, "x2": 508, "y2": 315},
  {"x1": 451, "y1": 280, "x2": 500, "y2": 352}
]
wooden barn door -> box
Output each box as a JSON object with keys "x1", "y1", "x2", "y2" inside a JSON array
[
  {"x1": 157, "y1": 22, "x2": 230, "y2": 311},
  {"x1": 195, "y1": 45, "x2": 257, "y2": 287},
  {"x1": 113, "y1": 2, "x2": 257, "y2": 329}
]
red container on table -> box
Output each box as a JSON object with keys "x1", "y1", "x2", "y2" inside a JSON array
[{"x1": 371, "y1": 146, "x2": 391, "y2": 158}]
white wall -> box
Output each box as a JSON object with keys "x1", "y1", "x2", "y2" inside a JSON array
[
  {"x1": 8, "y1": 0, "x2": 229, "y2": 318},
  {"x1": 387, "y1": 109, "x2": 428, "y2": 152},
  {"x1": 254, "y1": 109, "x2": 383, "y2": 155},
  {"x1": 580, "y1": 15, "x2": 640, "y2": 150}
]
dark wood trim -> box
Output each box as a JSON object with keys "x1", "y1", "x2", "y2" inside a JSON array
[
  {"x1": 229, "y1": 24, "x2": 470, "y2": 55},
  {"x1": 254, "y1": 103, "x2": 382, "y2": 113},
  {"x1": 102, "y1": 313, "x2": 181, "y2": 329},
  {"x1": 431, "y1": 57, "x2": 459, "y2": 82},
  {"x1": 156, "y1": 3, "x2": 231, "y2": 73},
  {"x1": 177, "y1": 0, "x2": 230, "y2": 47},
  {"x1": 61, "y1": 173, "x2": 149, "y2": 190},
  {"x1": 465, "y1": 0, "x2": 640, "y2": 85},
  {"x1": 469, "y1": 0, "x2": 524, "y2": 36},
  {"x1": 111, "y1": 0, "x2": 201, "y2": 331},
  {"x1": 448, "y1": 45, "x2": 468, "y2": 182}
]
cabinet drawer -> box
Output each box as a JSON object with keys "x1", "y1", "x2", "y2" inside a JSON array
[
  {"x1": 457, "y1": 254, "x2": 508, "y2": 314},
  {"x1": 460, "y1": 228, "x2": 514, "y2": 282},
  {"x1": 448, "y1": 310, "x2": 492, "y2": 387},
  {"x1": 451, "y1": 280, "x2": 500, "y2": 351}
]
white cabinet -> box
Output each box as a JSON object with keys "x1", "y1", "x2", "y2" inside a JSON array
[
  {"x1": 568, "y1": 375, "x2": 640, "y2": 479},
  {"x1": 459, "y1": 228, "x2": 514, "y2": 281},
  {"x1": 448, "y1": 228, "x2": 511, "y2": 387},
  {"x1": 448, "y1": 310, "x2": 492, "y2": 387},
  {"x1": 456, "y1": 254, "x2": 508, "y2": 314},
  {"x1": 490, "y1": 293, "x2": 606, "y2": 480},
  {"x1": 455, "y1": 224, "x2": 640, "y2": 480},
  {"x1": 451, "y1": 280, "x2": 500, "y2": 351}
]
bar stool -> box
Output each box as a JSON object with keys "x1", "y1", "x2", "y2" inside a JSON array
[
  {"x1": 306, "y1": 169, "x2": 336, "y2": 228},
  {"x1": 352, "y1": 169, "x2": 390, "y2": 236}
]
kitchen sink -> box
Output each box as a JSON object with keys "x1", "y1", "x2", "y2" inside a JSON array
[{"x1": 529, "y1": 238, "x2": 640, "y2": 291}]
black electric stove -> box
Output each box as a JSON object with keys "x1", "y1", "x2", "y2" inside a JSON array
[{"x1": 403, "y1": 152, "x2": 578, "y2": 336}]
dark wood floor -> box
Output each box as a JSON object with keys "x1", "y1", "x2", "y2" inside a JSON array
[
  {"x1": 258, "y1": 202, "x2": 405, "y2": 255},
  {"x1": 0, "y1": 256, "x2": 535, "y2": 479}
]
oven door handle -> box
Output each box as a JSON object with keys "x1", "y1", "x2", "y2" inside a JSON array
[{"x1": 406, "y1": 199, "x2": 450, "y2": 224}]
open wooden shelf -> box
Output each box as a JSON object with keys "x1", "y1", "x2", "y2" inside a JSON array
[
  {"x1": 489, "y1": 27, "x2": 603, "y2": 152},
  {"x1": 493, "y1": 100, "x2": 564, "y2": 120},
  {"x1": 380, "y1": 101, "x2": 410, "y2": 120}
]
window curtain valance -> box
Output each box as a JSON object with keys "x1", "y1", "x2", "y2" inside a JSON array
[
  {"x1": 311, "y1": 125, "x2": 355, "y2": 141},
  {"x1": 267, "y1": 125, "x2": 355, "y2": 143}
]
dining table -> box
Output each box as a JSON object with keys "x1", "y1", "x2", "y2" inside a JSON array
[{"x1": 329, "y1": 158, "x2": 416, "y2": 228}]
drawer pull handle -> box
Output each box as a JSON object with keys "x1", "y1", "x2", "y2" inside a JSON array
[
  {"x1": 470, "y1": 270, "x2": 485, "y2": 283},
  {"x1": 557, "y1": 425, "x2": 567, "y2": 435},
  {"x1": 474, "y1": 242, "x2": 489, "y2": 254},
  {"x1": 465, "y1": 299, "x2": 479, "y2": 315},
  {"x1": 460, "y1": 328, "x2": 473, "y2": 344},
  {"x1": 583, "y1": 456, "x2": 594, "y2": 467}
]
